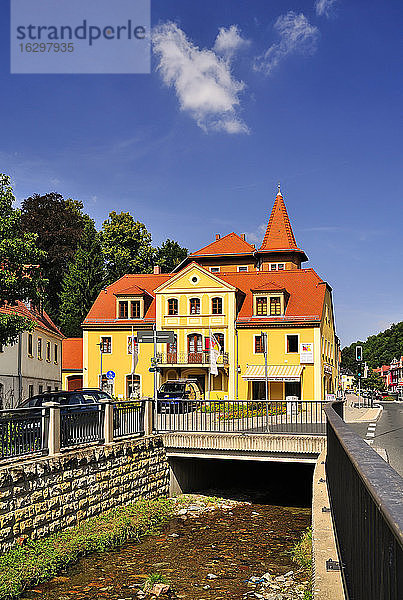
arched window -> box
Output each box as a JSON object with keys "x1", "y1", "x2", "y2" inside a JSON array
[
  {"x1": 189, "y1": 298, "x2": 200, "y2": 315},
  {"x1": 188, "y1": 333, "x2": 203, "y2": 362},
  {"x1": 212, "y1": 297, "x2": 223, "y2": 314},
  {"x1": 168, "y1": 298, "x2": 178, "y2": 315},
  {"x1": 214, "y1": 333, "x2": 224, "y2": 352}
]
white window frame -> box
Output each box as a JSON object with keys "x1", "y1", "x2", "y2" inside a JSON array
[
  {"x1": 100, "y1": 335, "x2": 112, "y2": 354},
  {"x1": 211, "y1": 296, "x2": 223, "y2": 315},
  {"x1": 167, "y1": 297, "x2": 179, "y2": 315},
  {"x1": 209, "y1": 266, "x2": 220, "y2": 273},
  {"x1": 237, "y1": 266, "x2": 248, "y2": 272},
  {"x1": 253, "y1": 334, "x2": 265, "y2": 355}
]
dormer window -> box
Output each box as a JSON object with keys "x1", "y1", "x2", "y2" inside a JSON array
[
  {"x1": 117, "y1": 297, "x2": 143, "y2": 319},
  {"x1": 190, "y1": 298, "x2": 200, "y2": 315},
  {"x1": 256, "y1": 297, "x2": 267, "y2": 316},
  {"x1": 270, "y1": 297, "x2": 281, "y2": 315},
  {"x1": 119, "y1": 301, "x2": 128, "y2": 319}
]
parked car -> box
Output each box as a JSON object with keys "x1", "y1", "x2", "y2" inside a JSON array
[
  {"x1": 20, "y1": 390, "x2": 101, "y2": 412},
  {"x1": 157, "y1": 379, "x2": 201, "y2": 413}
]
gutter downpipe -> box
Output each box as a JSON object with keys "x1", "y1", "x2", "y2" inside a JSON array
[{"x1": 18, "y1": 332, "x2": 23, "y2": 405}]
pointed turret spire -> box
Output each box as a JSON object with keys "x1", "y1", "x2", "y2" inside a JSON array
[{"x1": 259, "y1": 187, "x2": 307, "y2": 262}]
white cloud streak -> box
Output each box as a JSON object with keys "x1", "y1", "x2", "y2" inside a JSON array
[
  {"x1": 315, "y1": 0, "x2": 337, "y2": 18},
  {"x1": 213, "y1": 25, "x2": 250, "y2": 59},
  {"x1": 254, "y1": 11, "x2": 319, "y2": 76},
  {"x1": 152, "y1": 22, "x2": 248, "y2": 134}
]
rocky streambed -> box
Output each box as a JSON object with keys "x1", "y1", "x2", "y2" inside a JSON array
[{"x1": 23, "y1": 494, "x2": 311, "y2": 600}]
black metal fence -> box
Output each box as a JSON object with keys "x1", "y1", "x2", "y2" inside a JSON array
[
  {"x1": 0, "y1": 408, "x2": 48, "y2": 459},
  {"x1": 155, "y1": 399, "x2": 326, "y2": 434},
  {"x1": 325, "y1": 401, "x2": 403, "y2": 600},
  {"x1": 113, "y1": 401, "x2": 145, "y2": 438},
  {"x1": 60, "y1": 405, "x2": 104, "y2": 449}
]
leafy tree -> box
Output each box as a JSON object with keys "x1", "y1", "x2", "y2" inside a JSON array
[
  {"x1": 361, "y1": 372, "x2": 386, "y2": 392},
  {"x1": 101, "y1": 211, "x2": 154, "y2": 283},
  {"x1": 20, "y1": 192, "x2": 86, "y2": 323},
  {"x1": 154, "y1": 238, "x2": 188, "y2": 273},
  {"x1": 341, "y1": 322, "x2": 403, "y2": 375},
  {"x1": 59, "y1": 217, "x2": 105, "y2": 337},
  {"x1": 0, "y1": 174, "x2": 47, "y2": 346}
]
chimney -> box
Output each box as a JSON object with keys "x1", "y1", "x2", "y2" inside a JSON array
[
  {"x1": 154, "y1": 265, "x2": 161, "y2": 274},
  {"x1": 215, "y1": 234, "x2": 220, "y2": 241},
  {"x1": 240, "y1": 233, "x2": 246, "y2": 241}
]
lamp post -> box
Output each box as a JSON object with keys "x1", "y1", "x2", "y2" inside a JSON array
[{"x1": 96, "y1": 342, "x2": 103, "y2": 390}]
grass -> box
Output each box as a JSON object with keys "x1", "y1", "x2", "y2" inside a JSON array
[
  {"x1": 143, "y1": 572, "x2": 168, "y2": 593},
  {"x1": 291, "y1": 527, "x2": 312, "y2": 600},
  {"x1": 0, "y1": 498, "x2": 173, "y2": 600}
]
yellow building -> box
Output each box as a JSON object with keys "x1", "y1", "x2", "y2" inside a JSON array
[{"x1": 82, "y1": 188, "x2": 338, "y2": 400}]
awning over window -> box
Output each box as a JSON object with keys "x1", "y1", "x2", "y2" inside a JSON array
[{"x1": 242, "y1": 365, "x2": 303, "y2": 382}]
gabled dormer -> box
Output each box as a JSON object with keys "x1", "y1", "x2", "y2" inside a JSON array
[
  {"x1": 114, "y1": 285, "x2": 150, "y2": 320},
  {"x1": 251, "y1": 283, "x2": 289, "y2": 317}
]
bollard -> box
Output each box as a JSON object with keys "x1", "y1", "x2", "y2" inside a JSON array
[
  {"x1": 43, "y1": 402, "x2": 61, "y2": 456},
  {"x1": 144, "y1": 398, "x2": 153, "y2": 437},
  {"x1": 100, "y1": 400, "x2": 114, "y2": 444}
]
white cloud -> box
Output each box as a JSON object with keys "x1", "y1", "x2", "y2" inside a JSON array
[
  {"x1": 213, "y1": 25, "x2": 250, "y2": 59},
  {"x1": 315, "y1": 0, "x2": 337, "y2": 18},
  {"x1": 245, "y1": 223, "x2": 266, "y2": 245},
  {"x1": 254, "y1": 11, "x2": 319, "y2": 76},
  {"x1": 152, "y1": 22, "x2": 248, "y2": 134}
]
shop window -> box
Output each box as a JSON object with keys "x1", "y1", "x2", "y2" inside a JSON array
[
  {"x1": 287, "y1": 334, "x2": 298, "y2": 353},
  {"x1": 168, "y1": 298, "x2": 178, "y2": 315},
  {"x1": 212, "y1": 297, "x2": 223, "y2": 315}
]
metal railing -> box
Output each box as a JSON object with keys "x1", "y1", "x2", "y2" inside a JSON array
[
  {"x1": 113, "y1": 401, "x2": 145, "y2": 438},
  {"x1": 155, "y1": 399, "x2": 326, "y2": 434},
  {"x1": 325, "y1": 401, "x2": 403, "y2": 600},
  {"x1": 60, "y1": 405, "x2": 105, "y2": 449},
  {"x1": 0, "y1": 407, "x2": 48, "y2": 459},
  {"x1": 156, "y1": 351, "x2": 229, "y2": 365}
]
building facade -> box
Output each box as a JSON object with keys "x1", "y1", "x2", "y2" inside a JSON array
[
  {"x1": 0, "y1": 301, "x2": 63, "y2": 408},
  {"x1": 82, "y1": 189, "x2": 338, "y2": 401},
  {"x1": 62, "y1": 338, "x2": 83, "y2": 391}
]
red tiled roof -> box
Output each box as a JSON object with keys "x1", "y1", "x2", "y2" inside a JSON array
[
  {"x1": 191, "y1": 232, "x2": 255, "y2": 256},
  {"x1": 217, "y1": 269, "x2": 326, "y2": 322},
  {"x1": 62, "y1": 338, "x2": 83, "y2": 370},
  {"x1": 259, "y1": 192, "x2": 305, "y2": 255},
  {"x1": 83, "y1": 273, "x2": 172, "y2": 325},
  {"x1": 0, "y1": 300, "x2": 63, "y2": 337}
]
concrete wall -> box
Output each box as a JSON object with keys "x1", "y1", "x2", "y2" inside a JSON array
[{"x1": 0, "y1": 436, "x2": 169, "y2": 553}]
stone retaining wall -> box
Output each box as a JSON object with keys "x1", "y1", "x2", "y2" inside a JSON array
[{"x1": 0, "y1": 436, "x2": 170, "y2": 553}]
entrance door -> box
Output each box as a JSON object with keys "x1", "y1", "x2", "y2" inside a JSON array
[
  {"x1": 67, "y1": 375, "x2": 83, "y2": 391},
  {"x1": 188, "y1": 334, "x2": 203, "y2": 363}
]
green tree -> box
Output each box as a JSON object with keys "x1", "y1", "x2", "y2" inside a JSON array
[
  {"x1": 362, "y1": 372, "x2": 386, "y2": 392},
  {"x1": 154, "y1": 238, "x2": 188, "y2": 273},
  {"x1": 101, "y1": 211, "x2": 154, "y2": 283},
  {"x1": 0, "y1": 174, "x2": 47, "y2": 346},
  {"x1": 20, "y1": 192, "x2": 86, "y2": 323},
  {"x1": 341, "y1": 322, "x2": 403, "y2": 374},
  {"x1": 59, "y1": 217, "x2": 105, "y2": 337}
]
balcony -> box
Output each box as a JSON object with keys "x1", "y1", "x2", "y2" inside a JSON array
[{"x1": 157, "y1": 351, "x2": 229, "y2": 366}]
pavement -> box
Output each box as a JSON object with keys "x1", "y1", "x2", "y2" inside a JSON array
[{"x1": 345, "y1": 395, "x2": 403, "y2": 478}]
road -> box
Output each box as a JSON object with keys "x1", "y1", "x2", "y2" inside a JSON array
[{"x1": 349, "y1": 401, "x2": 403, "y2": 477}]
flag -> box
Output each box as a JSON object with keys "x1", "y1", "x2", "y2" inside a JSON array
[
  {"x1": 209, "y1": 330, "x2": 221, "y2": 376},
  {"x1": 130, "y1": 327, "x2": 138, "y2": 374}
]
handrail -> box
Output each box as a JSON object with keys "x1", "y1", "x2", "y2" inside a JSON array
[{"x1": 325, "y1": 401, "x2": 403, "y2": 547}]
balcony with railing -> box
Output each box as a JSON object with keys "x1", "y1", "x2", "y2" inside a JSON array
[{"x1": 157, "y1": 350, "x2": 229, "y2": 366}]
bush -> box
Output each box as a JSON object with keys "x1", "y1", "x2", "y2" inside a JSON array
[{"x1": 0, "y1": 498, "x2": 172, "y2": 599}]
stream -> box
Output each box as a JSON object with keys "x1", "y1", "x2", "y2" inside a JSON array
[{"x1": 23, "y1": 492, "x2": 310, "y2": 600}]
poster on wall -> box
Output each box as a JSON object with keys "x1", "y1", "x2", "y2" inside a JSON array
[{"x1": 300, "y1": 342, "x2": 314, "y2": 364}]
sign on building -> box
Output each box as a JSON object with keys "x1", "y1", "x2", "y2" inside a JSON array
[{"x1": 300, "y1": 342, "x2": 314, "y2": 364}]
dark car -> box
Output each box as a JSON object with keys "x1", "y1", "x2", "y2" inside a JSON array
[
  {"x1": 157, "y1": 379, "x2": 201, "y2": 413},
  {"x1": 20, "y1": 390, "x2": 101, "y2": 411}
]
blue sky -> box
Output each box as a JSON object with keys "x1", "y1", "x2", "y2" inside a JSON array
[{"x1": 1, "y1": 1, "x2": 402, "y2": 346}]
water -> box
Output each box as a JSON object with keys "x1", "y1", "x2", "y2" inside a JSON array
[{"x1": 24, "y1": 495, "x2": 310, "y2": 600}]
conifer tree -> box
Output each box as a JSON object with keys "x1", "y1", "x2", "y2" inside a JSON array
[{"x1": 59, "y1": 217, "x2": 104, "y2": 337}]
